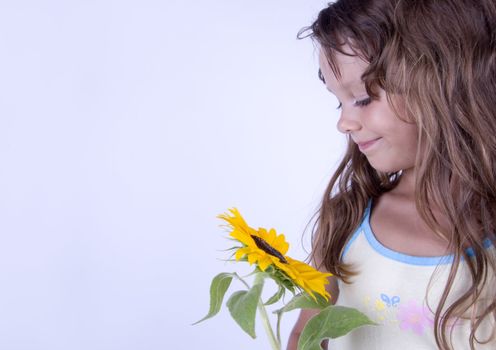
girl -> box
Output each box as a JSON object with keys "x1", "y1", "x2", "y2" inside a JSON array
[{"x1": 288, "y1": 0, "x2": 496, "y2": 349}]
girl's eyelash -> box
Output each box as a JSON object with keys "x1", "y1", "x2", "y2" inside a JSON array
[
  {"x1": 355, "y1": 97, "x2": 372, "y2": 107},
  {"x1": 336, "y1": 97, "x2": 372, "y2": 110}
]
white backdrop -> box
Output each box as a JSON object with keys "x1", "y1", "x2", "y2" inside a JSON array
[{"x1": 0, "y1": 1, "x2": 345, "y2": 349}]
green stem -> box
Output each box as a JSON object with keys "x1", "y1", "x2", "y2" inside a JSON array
[
  {"x1": 276, "y1": 310, "x2": 282, "y2": 346},
  {"x1": 258, "y1": 299, "x2": 280, "y2": 350},
  {"x1": 233, "y1": 272, "x2": 251, "y2": 289},
  {"x1": 235, "y1": 272, "x2": 280, "y2": 349}
]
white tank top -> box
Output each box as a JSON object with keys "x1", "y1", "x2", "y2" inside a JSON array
[{"x1": 327, "y1": 200, "x2": 496, "y2": 349}]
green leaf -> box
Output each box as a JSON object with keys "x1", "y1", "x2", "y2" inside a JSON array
[
  {"x1": 192, "y1": 272, "x2": 234, "y2": 325},
  {"x1": 226, "y1": 274, "x2": 264, "y2": 338},
  {"x1": 274, "y1": 293, "x2": 329, "y2": 315},
  {"x1": 297, "y1": 305, "x2": 377, "y2": 350},
  {"x1": 264, "y1": 284, "x2": 285, "y2": 306}
]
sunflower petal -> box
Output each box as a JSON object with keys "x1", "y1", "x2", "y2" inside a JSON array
[
  {"x1": 258, "y1": 256, "x2": 273, "y2": 271},
  {"x1": 247, "y1": 252, "x2": 259, "y2": 265},
  {"x1": 235, "y1": 247, "x2": 250, "y2": 261}
]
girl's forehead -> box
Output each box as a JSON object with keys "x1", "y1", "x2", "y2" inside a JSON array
[{"x1": 318, "y1": 48, "x2": 368, "y2": 92}]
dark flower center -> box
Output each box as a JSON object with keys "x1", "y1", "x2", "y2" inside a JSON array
[{"x1": 250, "y1": 235, "x2": 288, "y2": 264}]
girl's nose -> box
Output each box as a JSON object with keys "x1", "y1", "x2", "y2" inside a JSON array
[{"x1": 337, "y1": 112, "x2": 361, "y2": 134}]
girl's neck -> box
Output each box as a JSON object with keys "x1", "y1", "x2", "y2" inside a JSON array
[
  {"x1": 391, "y1": 168, "x2": 416, "y2": 198},
  {"x1": 390, "y1": 167, "x2": 448, "y2": 222}
]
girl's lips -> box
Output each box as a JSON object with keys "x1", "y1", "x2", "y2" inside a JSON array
[{"x1": 357, "y1": 137, "x2": 381, "y2": 151}]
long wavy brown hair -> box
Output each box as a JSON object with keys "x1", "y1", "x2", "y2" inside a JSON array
[{"x1": 298, "y1": 0, "x2": 496, "y2": 348}]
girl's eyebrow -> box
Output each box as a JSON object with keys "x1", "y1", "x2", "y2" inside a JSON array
[
  {"x1": 318, "y1": 68, "x2": 326, "y2": 84},
  {"x1": 318, "y1": 68, "x2": 336, "y2": 93}
]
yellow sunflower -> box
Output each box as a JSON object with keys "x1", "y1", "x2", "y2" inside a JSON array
[{"x1": 217, "y1": 208, "x2": 332, "y2": 300}]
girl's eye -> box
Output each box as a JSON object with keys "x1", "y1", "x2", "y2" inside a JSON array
[
  {"x1": 354, "y1": 97, "x2": 372, "y2": 107},
  {"x1": 335, "y1": 97, "x2": 371, "y2": 110}
]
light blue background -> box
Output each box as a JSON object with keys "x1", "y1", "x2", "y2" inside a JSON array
[{"x1": 0, "y1": 1, "x2": 344, "y2": 349}]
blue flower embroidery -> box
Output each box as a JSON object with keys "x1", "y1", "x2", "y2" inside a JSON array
[{"x1": 381, "y1": 293, "x2": 400, "y2": 307}]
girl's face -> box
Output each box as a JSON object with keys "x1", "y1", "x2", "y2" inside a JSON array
[{"x1": 319, "y1": 47, "x2": 418, "y2": 173}]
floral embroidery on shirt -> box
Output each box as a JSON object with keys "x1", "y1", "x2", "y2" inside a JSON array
[
  {"x1": 380, "y1": 293, "x2": 400, "y2": 307},
  {"x1": 397, "y1": 299, "x2": 434, "y2": 335},
  {"x1": 375, "y1": 299, "x2": 386, "y2": 311},
  {"x1": 362, "y1": 293, "x2": 400, "y2": 325},
  {"x1": 363, "y1": 293, "x2": 471, "y2": 339}
]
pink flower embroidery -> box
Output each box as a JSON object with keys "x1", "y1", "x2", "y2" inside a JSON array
[{"x1": 397, "y1": 300, "x2": 434, "y2": 335}]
